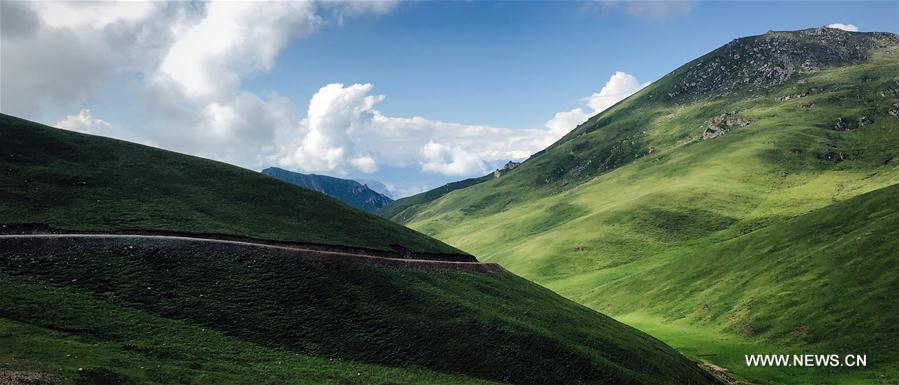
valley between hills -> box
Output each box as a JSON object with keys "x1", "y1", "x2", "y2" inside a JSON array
[
  {"x1": 380, "y1": 28, "x2": 899, "y2": 385},
  {"x1": 0, "y1": 113, "x2": 718, "y2": 385},
  {"x1": 1, "y1": 27, "x2": 897, "y2": 385}
]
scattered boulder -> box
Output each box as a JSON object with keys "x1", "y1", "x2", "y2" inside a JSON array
[
  {"x1": 703, "y1": 112, "x2": 751, "y2": 139},
  {"x1": 858, "y1": 116, "x2": 873, "y2": 127},
  {"x1": 503, "y1": 160, "x2": 521, "y2": 171},
  {"x1": 889, "y1": 102, "x2": 899, "y2": 117},
  {"x1": 824, "y1": 151, "x2": 849, "y2": 162},
  {"x1": 776, "y1": 88, "x2": 816, "y2": 102},
  {"x1": 833, "y1": 117, "x2": 851, "y2": 131},
  {"x1": 493, "y1": 160, "x2": 522, "y2": 178}
]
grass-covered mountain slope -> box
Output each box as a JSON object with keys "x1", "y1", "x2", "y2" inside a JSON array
[
  {"x1": 378, "y1": 173, "x2": 493, "y2": 221},
  {"x1": 0, "y1": 113, "x2": 456, "y2": 254},
  {"x1": 386, "y1": 28, "x2": 899, "y2": 383},
  {"x1": 262, "y1": 167, "x2": 392, "y2": 213},
  {"x1": 593, "y1": 181, "x2": 899, "y2": 385},
  {"x1": 0, "y1": 237, "x2": 718, "y2": 385},
  {"x1": 0, "y1": 113, "x2": 718, "y2": 384}
]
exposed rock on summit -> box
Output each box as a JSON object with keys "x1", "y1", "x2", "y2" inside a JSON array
[{"x1": 659, "y1": 28, "x2": 899, "y2": 101}]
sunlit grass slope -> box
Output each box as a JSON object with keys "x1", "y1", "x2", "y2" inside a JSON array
[
  {"x1": 389, "y1": 29, "x2": 899, "y2": 383},
  {"x1": 0, "y1": 113, "x2": 458, "y2": 254}
]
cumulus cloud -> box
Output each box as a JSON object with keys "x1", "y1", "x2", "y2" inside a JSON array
[
  {"x1": 39, "y1": 1, "x2": 156, "y2": 29},
  {"x1": 0, "y1": 1, "x2": 183, "y2": 115},
  {"x1": 55, "y1": 109, "x2": 112, "y2": 135},
  {"x1": 827, "y1": 23, "x2": 858, "y2": 32},
  {"x1": 2, "y1": 0, "x2": 604, "y2": 181},
  {"x1": 0, "y1": 1, "x2": 40, "y2": 38},
  {"x1": 351, "y1": 156, "x2": 379, "y2": 173},
  {"x1": 1, "y1": 1, "x2": 395, "y2": 169},
  {"x1": 156, "y1": 1, "x2": 321, "y2": 101},
  {"x1": 545, "y1": 108, "x2": 592, "y2": 140},
  {"x1": 276, "y1": 83, "x2": 381, "y2": 173},
  {"x1": 269, "y1": 83, "x2": 555, "y2": 177},
  {"x1": 544, "y1": 71, "x2": 649, "y2": 141},
  {"x1": 419, "y1": 141, "x2": 487, "y2": 177}
]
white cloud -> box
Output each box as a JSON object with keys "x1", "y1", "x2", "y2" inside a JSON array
[
  {"x1": 1, "y1": 1, "x2": 395, "y2": 170},
  {"x1": 5, "y1": 1, "x2": 618, "y2": 181},
  {"x1": 544, "y1": 71, "x2": 649, "y2": 140},
  {"x1": 545, "y1": 108, "x2": 591, "y2": 139},
  {"x1": 271, "y1": 83, "x2": 554, "y2": 177},
  {"x1": 157, "y1": 1, "x2": 321, "y2": 101},
  {"x1": 351, "y1": 156, "x2": 379, "y2": 173},
  {"x1": 419, "y1": 141, "x2": 487, "y2": 177},
  {"x1": 39, "y1": 1, "x2": 156, "y2": 29},
  {"x1": 586, "y1": 71, "x2": 649, "y2": 112},
  {"x1": 276, "y1": 83, "x2": 381, "y2": 173},
  {"x1": 55, "y1": 109, "x2": 112, "y2": 135},
  {"x1": 0, "y1": 1, "x2": 182, "y2": 115},
  {"x1": 827, "y1": 23, "x2": 858, "y2": 32}
]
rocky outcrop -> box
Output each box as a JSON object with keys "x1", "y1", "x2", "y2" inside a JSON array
[
  {"x1": 493, "y1": 160, "x2": 522, "y2": 178},
  {"x1": 879, "y1": 80, "x2": 899, "y2": 97},
  {"x1": 858, "y1": 116, "x2": 873, "y2": 127},
  {"x1": 834, "y1": 116, "x2": 875, "y2": 130},
  {"x1": 834, "y1": 117, "x2": 851, "y2": 131},
  {"x1": 660, "y1": 28, "x2": 899, "y2": 101},
  {"x1": 776, "y1": 87, "x2": 819, "y2": 102},
  {"x1": 703, "y1": 112, "x2": 751, "y2": 139},
  {"x1": 890, "y1": 102, "x2": 899, "y2": 117}
]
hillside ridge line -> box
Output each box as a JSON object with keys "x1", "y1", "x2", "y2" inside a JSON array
[{"x1": 0, "y1": 233, "x2": 506, "y2": 273}]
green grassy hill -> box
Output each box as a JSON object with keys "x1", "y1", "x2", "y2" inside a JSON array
[
  {"x1": 387, "y1": 28, "x2": 899, "y2": 384},
  {"x1": 0, "y1": 113, "x2": 457, "y2": 254},
  {"x1": 0, "y1": 114, "x2": 718, "y2": 384},
  {"x1": 378, "y1": 174, "x2": 493, "y2": 221},
  {"x1": 0, "y1": 238, "x2": 717, "y2": 385}
]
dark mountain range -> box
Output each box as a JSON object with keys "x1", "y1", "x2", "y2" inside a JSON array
[{"x1": 262, "y1": 167, "x2": 393, "y2": 212}]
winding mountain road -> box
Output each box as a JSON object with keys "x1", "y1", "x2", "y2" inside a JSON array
[{"x1": 0, "y1": 233, "x2": 506, "y2": 273}]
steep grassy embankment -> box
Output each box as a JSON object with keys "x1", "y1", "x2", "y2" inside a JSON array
[
  {"x1": 0, "y1": 113, "x2": 458, "y2": 254},
  {"x1": 387, "y1": 29, "x2": 899, "y2": 383},
  {"x1": 0, "y1": 237, "x2": 717, "y2": 385}
]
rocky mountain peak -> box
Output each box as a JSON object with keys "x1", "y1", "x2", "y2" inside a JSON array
[{"x1": 657, "y1": 28, "x2": 899, "y2": 101}]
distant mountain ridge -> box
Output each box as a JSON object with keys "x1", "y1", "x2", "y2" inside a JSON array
[
  {"x1": 355, "y1": 179, "x2": 395, "y2": 199},
  {"x1": 262, "y1": 167, "x2": 392, "y2": 213}
]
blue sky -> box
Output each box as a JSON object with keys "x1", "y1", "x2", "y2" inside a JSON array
[
  {"x1": 255, "y1": 1, "x2": 898, "y2": 129},
  {"x1": 2, "y1": 1, "x2": 896, "y2": 197}
]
